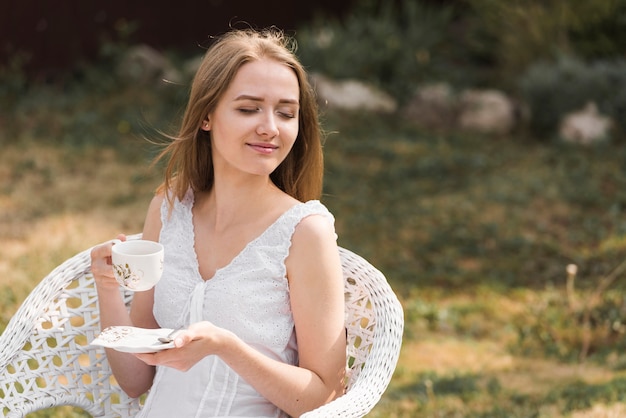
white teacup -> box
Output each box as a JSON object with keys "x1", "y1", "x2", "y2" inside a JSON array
[{"x1": 111, "y1": 239, "x2": 164, "y2": 291}]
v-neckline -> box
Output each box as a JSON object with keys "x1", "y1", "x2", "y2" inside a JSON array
[{"x1": 187, "y1": 192, "x2": 303, "y2": 282}]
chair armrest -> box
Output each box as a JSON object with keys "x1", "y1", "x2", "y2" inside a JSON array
[{"x1": 300, "y1": 382, "x2": 382, "y2": 417}]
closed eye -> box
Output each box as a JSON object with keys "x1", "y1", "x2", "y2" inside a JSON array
[
  {"x1": 238, "y1": 107, "x2": 259, "y2": 114},
  {"x1": 277, "y1": 104, "x2": 298, "y2": 119}
]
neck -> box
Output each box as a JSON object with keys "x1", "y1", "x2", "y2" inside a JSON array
[{"x1": 196, "y1": 175, "x2": 282, "y2": 232}]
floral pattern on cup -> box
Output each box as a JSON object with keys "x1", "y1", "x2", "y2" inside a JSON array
[{"x1": 112, "y1": 262, "x2": 145, "y2": 290}]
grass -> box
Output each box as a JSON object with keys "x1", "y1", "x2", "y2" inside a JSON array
[{"x1": 3, "y1": 63, "x2": 626, "y2": 417}]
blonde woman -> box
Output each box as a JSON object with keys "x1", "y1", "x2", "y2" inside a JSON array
[{"x1": 90, "y1": 28, "x2": 346, "y2": 417}]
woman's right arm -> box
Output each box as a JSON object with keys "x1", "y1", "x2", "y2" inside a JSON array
[{"x1": 90, "y1": 192, "x2": 164, "y2": 397}]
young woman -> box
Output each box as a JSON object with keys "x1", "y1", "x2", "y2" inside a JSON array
[{"x1": 89, "y1": 28, "x2": 346, "y2": 417}]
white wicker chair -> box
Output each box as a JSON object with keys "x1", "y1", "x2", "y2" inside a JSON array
[{"x1": 0, "y1": 235, "x2": 404, "y2": 417}]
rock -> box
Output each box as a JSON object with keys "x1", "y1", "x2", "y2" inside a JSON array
[
  {"x1": 117, "y1": 44, "x2": 182, "y2": 85},
  {"x1": 458, "y1": 89, "x2": 516, "y2": 135},
  {"x1": 310, "y1": 73, "x2": 397, "y2": 113},
  {"x1": 559, "y1": 102, "x2": 612, "y2": 145},
  {"x1": 402, "y1": 83, "x2": 458, "y2": 130}
]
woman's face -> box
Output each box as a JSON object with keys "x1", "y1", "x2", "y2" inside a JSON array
[{"x1": 203, "y1": 58, "x2": 300, "y2": 181}]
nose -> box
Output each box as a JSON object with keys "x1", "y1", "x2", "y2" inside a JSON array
[{"x1": 256, "y1": 113, "x2": 279, "y2": 138}]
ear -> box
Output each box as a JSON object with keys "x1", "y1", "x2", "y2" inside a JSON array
[{"x1": 201, "y1": 118, "x2": 211, "y2": 131}]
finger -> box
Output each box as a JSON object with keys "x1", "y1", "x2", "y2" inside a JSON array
[
  {"x1": 90, "y1": 240, "x2": 120, "y2": 287},
  {"x1": 91, "y1": 236, "x2": 124, "y2": 267},
  {"x1": 173, "y1": 331, "x2": 192, "y2": 348},
  {"x1": 90, "y1": 243, "x2": 111, "y2": 262}
]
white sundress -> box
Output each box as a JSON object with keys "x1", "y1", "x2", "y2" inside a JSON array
[{"x1": 136, "y1": 189, "x2": 336, "y2": 418}]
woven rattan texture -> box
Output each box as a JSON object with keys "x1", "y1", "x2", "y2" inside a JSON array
[
  {"x1": 1, "y1": 237, "x2": 403, "y2": 417},
  {"x1": 0, "y1": 247, "x2": 140, "y2": 417}
]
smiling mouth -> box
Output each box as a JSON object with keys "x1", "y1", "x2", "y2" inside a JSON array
[{"x1": 247, "y1": 143, "x2": 278, "y2": 154}]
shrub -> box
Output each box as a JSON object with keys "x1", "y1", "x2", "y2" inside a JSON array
[
  {"x1": 295, "y1": 0, "x2": 454, "y2": 104},
  {"x1": 511, "y1": 260, "x2": 626, "y2": 363},
  {"x1": 519, "y1": 56, "x2": 626, "y2": 140},
  {"x1": 567, "y1": 0, "x2": 626, "y2": 61},
  {"x1": 546, "y1": 377, "x2": 626, "y2": 413},
  {"x1": 462, "y1": 0, "x2": 626, "y2": 89},
  {"x1": 0, "y1": 50, "x2": 30, "y2": 111}
]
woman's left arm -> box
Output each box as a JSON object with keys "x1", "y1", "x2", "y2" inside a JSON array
[
  {"x1": 136, "y1": 214, "x2": 346, "y2": 417},
  {"x1": 284, "y1": 213, "x2": 347, "y2": 408}
]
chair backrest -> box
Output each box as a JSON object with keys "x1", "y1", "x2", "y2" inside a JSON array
[
  {"x1": 0, "y1": 245, "x2": 141, "y2": 418},
  {"x1": 0, "y1": 237, "x2": 403, "y2": 418}
]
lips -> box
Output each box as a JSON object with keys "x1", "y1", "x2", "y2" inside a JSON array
[{"x1": 247, "y1": 143, "x2": 278, "y2": 154}]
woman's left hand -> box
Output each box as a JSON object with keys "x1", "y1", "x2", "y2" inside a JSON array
[{"x1": 134, "y1": 321, "x2": 233, "y2": 371}]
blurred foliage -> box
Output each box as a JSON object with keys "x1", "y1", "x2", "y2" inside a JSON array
[
  {"x1": 519, "y1": 56, "x2": 626, "y2": 139},
  {"x1": 546, "y1": 377, "x2": 626, "y2": 413},
  {"x1": 0, "y1": 60, "x2": 187, "y2": 153},
  {"x1": 0, "y1": 51, "x2": 30, "y2": 108},
  {"x1": 296, "y1": 0, "x2": 456, "y2": 103},
  {"x1": 462, "y1": 0, "x2": 626, "y2": 89},
  {"x1": 294, "y1": 0, "x2": 626, "y2": 141},
  {"x1": 295, "y1": 0, "x2": 626, "y2": 98},
  {"x1": 322, "y1": 111, "x2": 626, "y2": 293},
  {"x1": 566, "y1": 0, "x2": 626, "y2": 61},
  {"x1": 512, "y1": 283, "x2": 626, "y2": 363}
]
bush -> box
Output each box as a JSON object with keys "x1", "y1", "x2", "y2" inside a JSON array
[
  {"x1": 295, "y1": 0, "x2": 454, "y2": 104},
  {"x1": 546, "y1": 377, "x2": 626, "y2": 413},
  {"x1": 568, "y1": 0, "x2": 626, "y2": 61},
  {"x1": 519, "y1": 56, "x2": 626, "y2": 140},
  {"x1": 462, "y1": 0, "x2": 626, "y2": 89},
  {"x1": 511, "y1": 262, "x2": 626, "y2": 363}
]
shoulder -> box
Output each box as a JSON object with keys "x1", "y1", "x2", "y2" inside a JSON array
[
  {"x1": 293, "y1": 211, "x2": 335, "y2": 243},
  {"x1": 289, "y1": 202, "x2": 338, "y2": 261},
  {"x1": 296, "y1": 200, "x2": 335, "y2": 225},
  {"x1": 142, "y1": 191, "x2": 166, "y2": 240},
  {"x1": 147, "y1": 190, "x2": 167, "y2": 217},
  {"x1": 151, "y1": 189, "x2": 167, "y2": 206},
  {"x1": 286, "y1": 203, "x2": 342, "y2": 286}
]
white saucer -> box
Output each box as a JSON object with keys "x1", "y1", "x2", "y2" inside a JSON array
[{"x1": 91, "y1": 326, "x2": 176, "y2": 353}]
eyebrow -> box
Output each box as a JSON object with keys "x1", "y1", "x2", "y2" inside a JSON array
[{"x1": 234, "y1": 94, "x2": 299, "y2": 105}]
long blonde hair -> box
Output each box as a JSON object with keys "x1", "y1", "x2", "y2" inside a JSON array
[{"x1": 155, "y1": 28, "x2": 324, "y2": 206}]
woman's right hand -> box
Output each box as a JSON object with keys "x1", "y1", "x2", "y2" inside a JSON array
[
  {"x1": 90, "y1": 232, "x2": 158, "y2": 398},
  {"x1": 90, "y1": 234, "x2": 126, "y2": 291}
]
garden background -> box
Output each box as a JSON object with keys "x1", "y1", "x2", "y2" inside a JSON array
[{"x1": 2, "y1": 0, "x2": 626, "y2": 416}]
